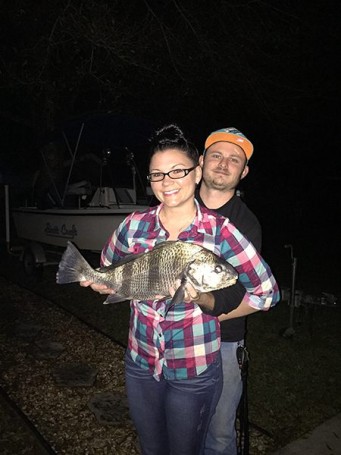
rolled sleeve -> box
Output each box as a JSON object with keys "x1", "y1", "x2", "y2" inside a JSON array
[{"x1": 220, "y1": 222, "x2": 280, "y2": 310}]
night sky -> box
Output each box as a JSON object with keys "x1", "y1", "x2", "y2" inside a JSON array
[{"x1": 0, "y1": 0, "x2": 340, "y2": 292}]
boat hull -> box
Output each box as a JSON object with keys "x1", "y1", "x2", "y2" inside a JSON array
[{"x1": 12, "y1": 206, "x2": 148, "y2": 251}]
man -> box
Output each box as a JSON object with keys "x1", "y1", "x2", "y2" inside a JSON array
[{"x1": 196, "y1": 127, "x2": 262, "y2": 455}]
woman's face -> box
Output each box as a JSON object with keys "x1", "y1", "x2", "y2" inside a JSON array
[{"x1": 149, "y1": 149, "x2": 202, "y2": 209}]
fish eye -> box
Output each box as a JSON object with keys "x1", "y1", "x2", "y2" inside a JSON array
[{"x1": 215, "y1": 265, "x2": 223, "y2": 273}]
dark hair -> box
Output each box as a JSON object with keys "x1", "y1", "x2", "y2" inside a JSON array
[{"x1": 148, "y1": 124, "x2": 199, "y2": 165}]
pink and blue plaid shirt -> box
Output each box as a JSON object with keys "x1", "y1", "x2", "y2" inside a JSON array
[{"x1": 101, "y1": 200, "x2": 280, "y2": 381}]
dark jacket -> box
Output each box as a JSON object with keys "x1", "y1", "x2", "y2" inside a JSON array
[{"x1": 196, "y1": 192, "x2": 262, "y2": 342}]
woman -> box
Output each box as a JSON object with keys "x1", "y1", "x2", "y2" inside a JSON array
[{"x1": 82, "y1": 124, "x2": 280, "y2": 455}]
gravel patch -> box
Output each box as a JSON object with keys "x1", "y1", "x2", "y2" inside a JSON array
[
  {"x1": 0, "y1": 272, "x2": 284, "y2": 454},
  {"x1": 0, "y1": 276, "x2": 140, "y2": 454}
]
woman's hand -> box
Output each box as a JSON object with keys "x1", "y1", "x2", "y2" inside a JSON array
[
  {"x1": 168, "y1": 280, "x2": 215, "y2": 311},
  {"x1": 169, "y1": 281, "x2": 201, "y2": 302},
  {"x1": 80, "y1": 280, "x2": 115, "y2": 295}
]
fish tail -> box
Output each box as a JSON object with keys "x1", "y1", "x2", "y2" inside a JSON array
[{"x1": 56, "y1": 241, "x2": 94, "y2": 284}]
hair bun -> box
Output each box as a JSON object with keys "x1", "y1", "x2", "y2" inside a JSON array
[
  {"x1": 151, "y1": 124, "x2": 187, "y2": 148},
  {"x1": 148, "y1": 123, "x2": 199, "y2": 163}
]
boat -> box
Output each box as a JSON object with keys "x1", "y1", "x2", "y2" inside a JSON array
[
  {"x1": 4, "y1": 116, "x2": 153, "y2": 274},
  {"x1": 11, "y1": 187, "x2": 148, "y2": 252}
]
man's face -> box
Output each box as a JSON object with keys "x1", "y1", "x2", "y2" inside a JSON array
[{"x1": 199, "y1": 141, "x2": 249, "y2": 191}]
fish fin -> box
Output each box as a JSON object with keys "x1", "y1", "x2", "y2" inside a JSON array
[
  {"x1": 103, "y1": 241, "x2": 175, "y2": 269},
  {"x1": 103, "y1": 294, "x2": 129, "y2": 304},
  {"x1": 104, "y1": 251, "x2": 146, "y2": 268},
  {"x1": 56, "y1": 241, "x2": 93, "y2": 284},
  {"x1": 170, "y1": 285, "x2": 186, "y2": 305},
  {"x1": 150, "y1": 240, "x2": 177, "y2": 250},
  {"x1": 169, "y1": 271, "x2": 189, "y2": 306}
]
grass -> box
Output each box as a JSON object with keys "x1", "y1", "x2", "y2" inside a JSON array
[{"x1": 247, "y1": 302, "x2": 341, "y2": 448}]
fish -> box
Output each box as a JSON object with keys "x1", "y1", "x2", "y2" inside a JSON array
[{"x1": 56, "y1": 240, "x2": 238, "y2": 305}]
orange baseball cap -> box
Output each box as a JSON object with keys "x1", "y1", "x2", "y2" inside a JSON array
[{"x1": 204, "y1": 127, "x2": 254, "y2": 160}]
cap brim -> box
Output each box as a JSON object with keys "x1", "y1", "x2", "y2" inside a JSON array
[{"x1": 205, "y1": 132, "x2": 253, "y2": 160}]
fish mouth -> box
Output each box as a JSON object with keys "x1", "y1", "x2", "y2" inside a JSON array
[{"x1": 226, "y1": 276, "x2": 238, "y2": 285}]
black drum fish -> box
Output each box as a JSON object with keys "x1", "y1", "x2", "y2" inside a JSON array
[{"x1": 56, "y1": 240, "x2": 238, "y2": 305}]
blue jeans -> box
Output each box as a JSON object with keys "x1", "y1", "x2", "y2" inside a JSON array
[
  {"x1": 125, "y1": 351, "x2": 223, "y2": 455},
  {"x1": 204, "y1": 341, "x2": 243, "y2": 455}
]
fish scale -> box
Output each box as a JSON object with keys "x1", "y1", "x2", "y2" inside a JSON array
[{"x1": 121, "y1": 248, "x2": 178, "y2": 298}]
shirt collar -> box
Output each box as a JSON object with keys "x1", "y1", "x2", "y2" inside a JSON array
[
  {"x1": 154, "y1": 204, "x2": 163, "y2": 231},
  {"x1": 194, "y1": 199, "x2": 214, "y2": 235},
  {"x1": 153, "y1": 199, "x2": 213, "y2": 236}
]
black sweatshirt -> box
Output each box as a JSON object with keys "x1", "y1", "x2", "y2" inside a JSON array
[{"x1": 196, "y1": 192, "x2": 262, "y2": 342}]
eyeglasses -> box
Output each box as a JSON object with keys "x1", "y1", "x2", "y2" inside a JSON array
[{"x1": 147, "y1": 165, "x2": 198, "y2": 182}]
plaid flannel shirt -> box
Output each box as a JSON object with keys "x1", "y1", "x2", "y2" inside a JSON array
[{"x1": 101, "y1": 200, "x2": 280, "y2": 380}]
